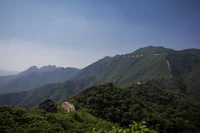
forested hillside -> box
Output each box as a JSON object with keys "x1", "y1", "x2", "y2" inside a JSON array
[
  {"x1": 0, "y1": 105, "x2": 114, "y2": 133},
  {"x1": 75, "y1": 46, "x2": 200, "y2": 101},
  {"x1": 71, "y1": 83, "x2": 200, "y2": 133},
  {"x1": 0, "y1": 105, "x2": 157, "y2": 133},
  {"x1": 0, "y1": 77, "x2": 95, "y2": 108},
  {"x1": 1, "y1": 82, "x2": 199, "y2": 132},
  {"x1": 1, "y1": 46, "x2": 200, "y2": 108}
]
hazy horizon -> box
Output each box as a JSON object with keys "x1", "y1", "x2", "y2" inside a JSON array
[{"x1": 1, "y1": 0, "x2": 200, "y2": 71}]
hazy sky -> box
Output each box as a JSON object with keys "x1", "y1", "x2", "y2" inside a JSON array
[{"x1": 0, "y1": 0, "x2": 200, "y2": 71}]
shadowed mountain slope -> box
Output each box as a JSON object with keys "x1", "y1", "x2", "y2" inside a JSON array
[
  {"x1": 0, "y1": 66, "x2": 80, "y2": 93},
  {"x1": 0, "y1": 46, "x2": 200, "y2": 107}
]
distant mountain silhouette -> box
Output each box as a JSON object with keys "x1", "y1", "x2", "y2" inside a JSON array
[
  {"x1": 18, "y1": 66, "x2": 38, "y2": 76},
  {"x1": 18, "y1": 65, "x2": 61, "y2": 76},
  {"x1": 37, "y1": 65, "x2": 58, "y2": 73},
  {"x1": 0, "y1": 65, "x2": 80, "y2": 93}
]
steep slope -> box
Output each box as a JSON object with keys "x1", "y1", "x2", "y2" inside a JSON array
[
  {"x1": 165, "y1": 49, "x2": 200, "y2": 100},
  {"x1": 71, "y1": 83, "x2": 200, "y2": 133},
  {"x1": 78, "y1": 46, "x2": 174, "y2": 87},
  {"x1": 1, "y1": 46, "x2": 200, "y2": 108},
  {"x1": 93, "y1": 53, "x2": 169, "y2": 86},
  {"x1": 166, "y1": 49, "x2": 200, "y2": 77},
  {"x1": 149, "y1": 49, "x2": 200, "y2": 100},
  {"x1": 76, "y1": 46, "x2": 200, "y2": 101},
  {"x1": 18, "y1": 66, "x2": 39, "y2": 76},
  {"x1": 77, "y1": 56, "x2": 112, "y2": 79},
  {"x1": 0, "y1": 67, "x2": 80, "y2": 93},
  {"x1": 0, "y1": 76, "x2": 95, "y2": 108}
]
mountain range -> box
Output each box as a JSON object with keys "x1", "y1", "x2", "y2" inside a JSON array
[
  {"x1": 0, "y1": 46, "x2": 200, "y2": 107},
  {"x1": 0, "y1": 65, "x2": 80, "y2": 93}
]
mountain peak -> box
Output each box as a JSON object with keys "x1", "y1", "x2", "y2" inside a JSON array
[
  {"x1": 19, "y1": 66, "x2": 38, "y2": 76},
  {"x1": 38, "y1": 65, "x2": 58, "y2": 73},
  {"x1": 133, "y1": 45, "x2": 175, "y2": 55},
  {"x1": 28, "y1": 65, "x2": 38, "y2": 70}
]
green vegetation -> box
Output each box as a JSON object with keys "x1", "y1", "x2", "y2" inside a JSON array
[
  {"x1": 92, "y1": 121, "x2": 157, "y2": 133},
  {"x1": 165, "y1": 49, "x2": 200, "y2": 101},
  {"x1": 1, "y1": 46, "x2": 200, "y2": 109},
  {"x1": 0, "y1": 105, "x2": 115, "y2": 133},
  {"x1": 0, "y1": 105, "x2": 157, "y2": 133},
  {"x1": 93, "y1": 52, "x2": 169, "y2": 87},
  {"x1": 133, "y1": 46, "x2": 174, "y2": 55},
  {"x1": 0, "y1": 77, "x2": 95, "y2": 108},
  {"x1": 71, "y1": 84, "x2": 200, "y2": 133},
  {"x1": 1, "y1": 82, "x2": 200, "y2": 132}
]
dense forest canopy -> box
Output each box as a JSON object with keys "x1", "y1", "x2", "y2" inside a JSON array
[{"x1": 71, "y1": 83, "x2": 200, "y2": 133}]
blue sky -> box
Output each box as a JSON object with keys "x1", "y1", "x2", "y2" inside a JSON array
[{"x1": 0, "y1": 0, "x2": 200, "y2": 71}]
